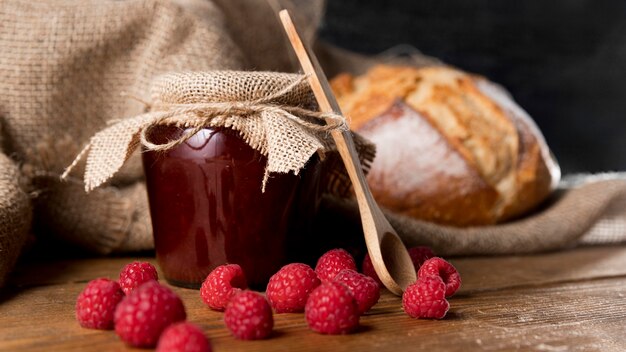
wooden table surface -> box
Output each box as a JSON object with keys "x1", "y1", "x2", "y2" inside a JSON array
[{"x1": 1, "y1": 245, "x2": 625, "y2": 351}]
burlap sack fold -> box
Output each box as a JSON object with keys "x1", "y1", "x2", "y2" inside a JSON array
[
  {"x1": 31, "y1": 178, "x2": 152, "y2": 254},
  {"x1": 0, "y1": 153, "x2": 32, "y2": 287},
  {"x1": 324, "y1": 175, "x2": 626, "y2": 256}
]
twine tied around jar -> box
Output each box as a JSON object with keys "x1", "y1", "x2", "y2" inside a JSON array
[{"x1": 62, "y1": 71, "x2": 349, "y2": 192}]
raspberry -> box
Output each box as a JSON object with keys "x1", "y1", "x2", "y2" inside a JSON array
[
  {"x1": 75, "y1": 278, "x2": 124, "y2": 330},
  {"x1": 224, "y1": 291, "x2": 273, "y2": 340},
  {"x1": 266, "y1": 263, "x2": 321, "y2": 313},
  {"x1": 156, "y1": 322, "x2": 212, "y2": 352},
  {"x1": 305, "y1": 282, "x2": 360, "y2": 334},
  {"x1": 119, "y1": 261, "x2": 159, "y2": 295},
  {"x1": 402, "y1": 276, "x2": 449, "y2": 319},
  {"x1": 200, "y1": 264, "x2": 247, "y2": 311},
  {"x1": 361, "y1": 254, "x2": 383, "y2": 286},
  {"x1": 333, "y1": 269, "x2": 380, "y2": 314},
  {"x1": 114, "y1": 281, "x2": 186, "y2": 348},
  {"x1": 418, "y1": 257, "x2": 461, "y2": 297},
  {"x1": 362, "y1": 246, "x2": 435, "y2": 285},
  {"x1": 315, "y1": 248, "x2": 357, "y2": 282},
  {"x1": 408, "y1": 246, "x2": 437, "y2": 268}
]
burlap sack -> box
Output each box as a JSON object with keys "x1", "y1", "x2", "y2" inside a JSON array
[
  {"x1": 324, "y1": 174, "x2": 626, "y2": 256},
  {"x1": 394, "y1": 177, "x2": 626, "y2": 255}
]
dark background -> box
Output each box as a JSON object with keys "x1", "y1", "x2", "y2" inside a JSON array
[{"x1": 320, "y1": 0, "x2": 626, "y2": 174}]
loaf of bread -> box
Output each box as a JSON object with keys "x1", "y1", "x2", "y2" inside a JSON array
[{"x1": 331, "y1": 65, "x2": 561, "y2": 226}]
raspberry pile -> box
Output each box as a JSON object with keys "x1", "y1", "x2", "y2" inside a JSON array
[
  {"x1": 200, "y1": 249, "x2": 378, "y2": 339},
  {"x1": 75, "y1": 246, "x2": 462, "y2": 349},
  {"x1": 75, "y1": 261, "x2": 211, "y2": 350}
]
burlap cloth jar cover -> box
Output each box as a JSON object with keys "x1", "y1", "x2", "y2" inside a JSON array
[
  {"x1": 2, "y1": 0, "x2": 626, "y2": 287},
  {"x1": 62, "y1": 71, "x2": 364, "y2": 195}
]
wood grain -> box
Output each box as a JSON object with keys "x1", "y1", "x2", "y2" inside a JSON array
[
  {"x1": 1, "y1": 246, "x2": 626, "y2": 351},
  {"x1": 452, "y1": 245, "x2": 626, "y2": 293},
  {"x1": 279, "y1": 9, "x2": 416, "y2": 295}
]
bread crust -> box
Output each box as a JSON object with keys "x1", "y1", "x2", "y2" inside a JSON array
[{"x1": 331, "y1": 65, "x2": 559, "y2": 226}]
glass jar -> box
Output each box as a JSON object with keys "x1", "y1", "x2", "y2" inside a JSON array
[{"x1": 142, "y1": 125, "x2": 321, "y2": 289}]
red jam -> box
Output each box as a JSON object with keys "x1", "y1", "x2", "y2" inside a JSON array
[{"x1": 142, "y1": 125, "x2": 320, "y2": 289}]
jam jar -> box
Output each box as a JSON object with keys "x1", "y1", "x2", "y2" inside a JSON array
[{"x1": 142, "y1": 125, "x2": 321, "y2": 289}]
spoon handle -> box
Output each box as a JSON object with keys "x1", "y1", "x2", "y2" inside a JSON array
[
  {"x1": 277, "y1": 11, "x2": 374, "y2": 219},
  {"x1": 279, "y1": 10, "x2": 416, "y2": 295}
]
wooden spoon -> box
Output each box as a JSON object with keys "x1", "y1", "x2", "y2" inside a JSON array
[{"x1": 279, "y1": 10, "x2": 417, "y2": 295}]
